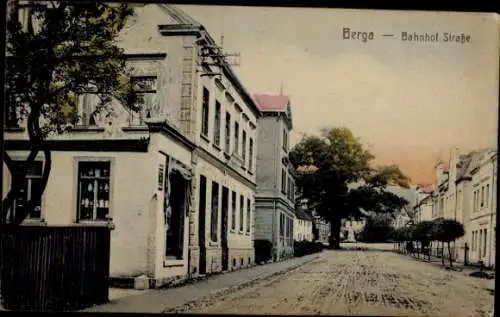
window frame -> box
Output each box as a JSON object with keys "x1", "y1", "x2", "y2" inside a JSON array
[
  {"x1": 213, "y1": 100, "x2": 222, "y2": 147},
  {"x1": 8, "y1": 159, "x2": 45, "y2": 222},
  {"x1": 74, "y1": 157, "x2": 114, "y2": 224},
  {"x1": 201, "y1": 87, "x2": 210, "y2": 137}
]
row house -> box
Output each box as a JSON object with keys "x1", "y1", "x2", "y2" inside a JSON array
[
  {"x1": 429, "y1": 147, "x2": 496, "y2": 267},
  {"x1": 294, "y1": 204, "x2": 314, "y2": 242},
  {"x1": 253, "y1": 94, "x2": 296, "y2": 261},
  {"x1": 3, "y1": 3, "x2": 261, "y2": 289}
]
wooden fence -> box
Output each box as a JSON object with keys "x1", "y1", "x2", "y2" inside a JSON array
[{"x1": 1, "y1": 226, "x2": 111, "y2": 311}]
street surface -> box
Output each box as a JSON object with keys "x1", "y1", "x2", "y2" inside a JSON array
[{"x1": 173, "y1": 243, "x2": 494, "y2": 316}]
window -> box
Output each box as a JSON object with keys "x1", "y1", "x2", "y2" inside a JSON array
[
  {"x1": 201, "y1": 87, "x2": 210, "y2": 136},
  {"x1": 246, "y1": 198, "x2": 251, "y2": 233},
  {"x1": 239, "y1": 195, "x2": 244, "y2": 232},
  {"x1": 198, "y1": 175, "x2": 207, "y2": 245},
  {"x1": 225, "y1": 112, "x2": 231, "y2": 153},
  {"x1": 486, "y1": 184, "x2": 490, "y2": 207},
  {"x1": 129, "y1": 76, "x2": 158, "y2": 126},
  {"x1": 242, "y1": 130, "x2": 247, "y2": 166},
  {"x1": 234, "y1": 122, "x2": 239, "y2": 155},
  {"x1": 210, "y1": 181, "x2": 219, "y2": 242},
  {"x1": 481, "y1": 187, "x2": 484, "y2": 207},
  {"x1": 214, "y1": 100, "x2": 221, "y2": 146},
  {"x1": 10, "y1": 161, "x2": 44, "y2": 221},
  {"x1": 283, "y1": 129, "x2": 288, "y2": 152},
  {"x1": 248, "y1": 138, "x2": 254, "y2": 172},
  {"x1": 231, "y1": 191, "x2": 236, "y2": 230},
  {"x1": 483, "y1": 229, "x2": 487, "y2": 258},
  {"x1": 77, "y1": 161, "x2": 111, "y2": 221},
  {"x1": 473, "y1": 191, "x2": 477, "y2": 211},
  {"x1": 281, "y1": 169, "x2": 286, "y2": 193},
  {"x1": 279, "y1": 213, "x2": 285, "y2": 237}
]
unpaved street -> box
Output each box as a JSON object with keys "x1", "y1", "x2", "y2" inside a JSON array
[{"x1": 175, "y1": 244, "x2": 494, "y2": 316}]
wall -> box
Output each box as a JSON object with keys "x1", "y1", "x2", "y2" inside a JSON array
[
  {"x1": 192, "y1": 156, "x2": 254, "y2": 273},
  {"x1": 255, "y1": 117, "x2": 280, "y2": 194},
  {"x1": 469, "y1": 153, "x2": 496, "y2": 266},
  {"x1": 4, "y1": 147, "x2": 156, "y2": 278}
]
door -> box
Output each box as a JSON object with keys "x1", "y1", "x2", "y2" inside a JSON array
[
  {"x1": 198, "y1": 175, "x2": 207, "y2": 274},
  {"x1": 221, "y1": 186, "x2": 229, "y2": 271}
]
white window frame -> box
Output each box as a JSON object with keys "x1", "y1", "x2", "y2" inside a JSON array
[{"x1": 74, "y1": 157, "x2": 115, "y2": 224}]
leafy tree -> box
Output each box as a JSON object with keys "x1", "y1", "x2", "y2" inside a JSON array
[
  {"x1": 3, "y1": 1, "x2": 139, "y2": 228},
  {"x1": 290, "y1": 127, "x2": 410, "y2": 249},
  {"x1": 357, "y1": 215, "x2": 395, "y2": 243},
  {"x1": 432, "y1": 218, "x2": 465, "y2": 268},
  {"x1": 411, "y1": 220, "x2": 434, "y2": 261}
]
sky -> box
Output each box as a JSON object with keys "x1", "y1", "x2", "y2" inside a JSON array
[{"x1": 178, "y1": 5, "x2": 499, "y2": 185}]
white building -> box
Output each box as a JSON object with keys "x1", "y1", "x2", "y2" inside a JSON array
[
  {"x1": 469, "y1": 149, "x2": 497, "y2": 267},
  {"x1": 3, "y1": 4, "x2": 262, "y2": 288},
  {"x1": 431, "y1": 147, "x2": 496, "y2": 267},
  {"x1": 294, "y1": 206, "x2": 313, "y2": 242},
  {"x1": 414, "y1": 185, "x2": 434, "y2": 223}
]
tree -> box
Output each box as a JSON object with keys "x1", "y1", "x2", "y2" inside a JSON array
[
  {"x1": 411, "y1": 220, "x2": 434, "y2": 261},
  {"x1": 357, "y1": 214, "x2": 395, "y2": 243},
  {"x1": 432, "y1": 218, "x2": 465, "y2": 268},
  {"x1": 2, "y1": 1, "x2": 139, "y2": 228},
  {"x1": 290, "y1": 127, "x2": 411, "y2": 249}
]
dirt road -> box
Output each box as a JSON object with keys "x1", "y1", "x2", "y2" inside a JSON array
[{"x1": 177, "y1": 244, "x2": 494, "y2": 316}]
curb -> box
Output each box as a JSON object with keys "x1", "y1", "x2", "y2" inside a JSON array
[{"x1": 163, "y1": 254, "x2": 321, "y2": 313}]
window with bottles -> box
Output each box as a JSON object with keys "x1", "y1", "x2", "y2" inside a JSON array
[
  {"x1": 77, "y1": 161, "x2": 111, "y2": 221},
  {"x1": 9, "y1": 160, "x2": 43, "y2": 221}
]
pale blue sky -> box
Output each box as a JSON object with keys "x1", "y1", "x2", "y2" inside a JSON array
[{"x1": 178, "y1": 6, "x2": 499, "y2": 183}]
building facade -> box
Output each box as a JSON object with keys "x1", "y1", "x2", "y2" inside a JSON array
[
  {"x1": 253, "y1": 94, "x2": 296, "y2": 261},
  {"x1": 430, "y1": 147, "x2": 497, "y2": 267},
  {"x1": 294, "y1": 205, "x2": 313, "y2": 242},
  {"x1": 147, "y1": 5, "x2": 262, "y2": 274},
  {"x1": 3, "y1": 4, "x2": 262, "y2": 289},
  {"x1": 469, "y1": 150, "x2": 497, "y2": 267}
]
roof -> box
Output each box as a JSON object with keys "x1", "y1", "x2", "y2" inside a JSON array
[
  {"x1": 253, "y1": 94, "x2": 290, "y2": 112},
  {"x1": 296, "y1": 164, "x2": 319, "y2": 173},
  {"x1": 295, "y1": 207, "x2": 313, "y2": 221}
]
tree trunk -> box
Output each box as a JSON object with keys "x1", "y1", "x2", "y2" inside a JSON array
[
  {"x1": 447, "y1": 242, "x2": 453, "y2": 268},
  {"x1": 441, "y1": 241, "x2": 445, "y2": 265},
  {"x1": 329, "y1": 217, "x2": 342, "y2": 250}
]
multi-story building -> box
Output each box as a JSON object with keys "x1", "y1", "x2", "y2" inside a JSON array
[
  {"x1": 469, "y1": 149, "x2": 497, "y2": 267},
  {"x1": 3, "y1": 4, "x2": 261, "y2": 289},
  {"x1": 150, "y1": 5, "x2": 262, "y2": 275},
  {"x1": 253, "y1": 93, "x2": 296, "y2": 261},
  {"x1": 294, "y1": 204, "x2": 313, "y2": 242},
  {"x1": 414, "y1": 185, "x2": 434, "y2": 223},
  {"x1": 431, "y1": 147, "x2": 496, "y2": 266}
]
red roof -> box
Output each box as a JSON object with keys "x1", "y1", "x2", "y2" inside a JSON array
[{"x1": 253, "y1": 94, "x2": 290, "y2": 112}]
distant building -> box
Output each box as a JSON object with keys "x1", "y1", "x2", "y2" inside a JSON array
[
  {"x1": 253, "y1": 93, "x2": 296, "y2": 261},
  {"x1": 294, "y1": 204, "x2": 313, "y2": 242}
]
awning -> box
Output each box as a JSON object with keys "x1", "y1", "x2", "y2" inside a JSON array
[{"x1": 171, "y1": 160, "x2": 192, "y2": 181}]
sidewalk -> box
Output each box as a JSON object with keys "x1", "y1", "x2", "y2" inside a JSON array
[
  {"x1": 394, "y1": 250, "x2": 495, "y2": 278},
  {"x1": 81, "y1": 252, "x2": 322, "y2": 313}
]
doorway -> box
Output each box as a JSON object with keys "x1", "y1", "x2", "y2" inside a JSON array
[
  {"x1": 198, "y1": 175, "x2": 207, "y2": 274},
  {"x1": 164, "y1": 170, "x2": 188, "y2": 260}
]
